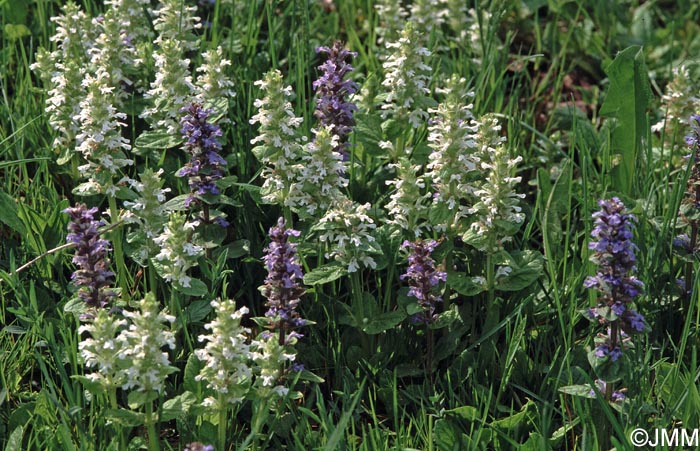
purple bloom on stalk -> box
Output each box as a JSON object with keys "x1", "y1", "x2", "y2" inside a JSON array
[
  {"x1": 313, "y1": 41, "x2": 358, "y2": 156},
  {"x1": 64, "y1": 204, "x2": 115, "y2": 308},
  {"x1": 184, "y1": 443, "x2": 215, "y2": 451},
  {"x1": 586, "y1": 197, "x2": 645, "y2": 335},
  {"x1": 176, "y1": 102, "x2": 227, "y2": 215},
  {"x1": 260, "y1": 218, "x2": 306, "y2": 339},
  {"x1": 589, "y1": 380, "x2": 626, "y2": 402},
  {"x1": 401, "y1": 239, "x2": 447, "y2": 324}
]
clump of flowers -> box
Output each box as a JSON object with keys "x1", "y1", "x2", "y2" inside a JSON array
[
  {"x1": 123, "y1": 168, "x2": 171, "y2": 264},
  {"x1": 78, "y1": 308, "x2": 127, "y2": 389},
  {"x1": 313, "y1": 41, "x2": 358, "y2": 157},
  {"x1": 195, "y1": 46, "x2": 236, "y2": 113},
  {"x1": 296, "y1": 126, "x2": 348, "y2": 216},
  {"x1": 314, "y1": 198, "x2": 379, "y2": 272},
  {"x1": 116, "y1": 292, "x2": 177, "y2": 393},
  {"x1": 385, "y1": 157, "x2": 431, "y2": 237},
  {"x1": 465, "y1": 115, "x2": 524, "y2": 254},
  {"x1": 584, "y1": 197, "x2": 646, "y2": 401},
  {"x1": 64, "y1": 204, "x2": 115, "y2": 309},
  {"x1": 674, "y1": 114, "x2": 700, "y2": 298},
  {"x1": 249, "y1": 69, "x2": 306, "y2": 208},
  {"x1": 409, "y1": 0, "x2": 449, "y2": 37},
  {"x1": 425, "y1": 75, "x2": 480, "y2": 235},
  {"x1": 380, "y1": 21, "x2": 433, "y2": 129},
  {"x1": 176, "y1": 103, "x2": 229, "y2": 227},
  {"x1": 401, "y1": 239, "x2": 447, "y2": 324},
  {"x1": 652, "y1": 66, "x2": 699, "y2": 147},
  {"x1": 260, "y1": 218, "x2": 306, "y2": 336},
  {"x1": 183, "y1": 444, "x2": 214, "y2": 451},
  {"x1": 374, "y1": 0, "x2": 408, "y2": 50},
  {"x1": 74, "y1": 66, "x2": 133, "y2": 195},
  {"x1": 195, "y1": 299, "x2": 253, "y2": 408},
  {"x1": 152, "y1": 212, "x2": 204, "y2": 289}
]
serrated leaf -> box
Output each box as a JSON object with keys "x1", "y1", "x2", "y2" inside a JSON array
[
  {"x1": 163, "y1": 194, "x2": 192, "y2": 211},
  {"x1": 183, "y1": 353, "x2": 204, "y2": 394},
  {"x1": 134, "y1": 130, "x2": 182, "y2": 150},
  {"x1": 599, "y1": 45, "x2": 652, "y2": 195},
  {"x1": 495, "y1": 250, "x2": 544, "y2": 291},
  {"x1": 303, "y1": 263, "x2": 347, "y2": 286}
]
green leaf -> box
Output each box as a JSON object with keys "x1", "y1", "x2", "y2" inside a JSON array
[
  {"x1": 161, "y1": 392, "x2": 197, "y2": 422},
  {"x1": 3, "y1": 24, "x2": 30, "y2": 40},
  {"x1": 5, "y1": 425, "x2": 24, "y2": 451},
  {"x1": 559, "y1": 384, "x2": 595, "y2": 398},
  {"x1": 215, "y1": 239, "x2": 250, "y2": 259},
  {"x1": 105, "y1": 408, "x2": 146, "y2": 427},
  {"x1": 183, "y1": 353, "x2": 204, "y2": 394},
  {"x1": 434, "y1": 419, "x2": 467, "y2": 451},
  {"x1": 303, "y1": 263, "x2": 347, "y2": 286},
  {"x1": 134, "y1": 130, "x2": 182, "y2": 150},
  {"x1": 491, "y1": 400, "x2": 534, "y2": 430},
  {"x1": 127, "y1": 391, "x2": 158, "y2": 410},
  {"x1": 0, "y1": 191, "x2": 27, "y2": 235},
  {"x1": 444, "y1": 405, "x2": 480, "y2": 422},
  {"x1": 175, "y1": 279, "x2": 208, "y2": 297},
  {"x1": 362, "y1": 311, "x2": 406, "y2": 335},
  {"x1": 447, "y1": 271, "x2": 485, "y2": 296},
  {"x1": 599, "y1": 45, "x2": 652, "y2": 195},
  {"x1": 495, "y1": 250, "x2": 544, "y2": 291},
  {"x1": 185, "y1": 299, "x2": 212, "y2": 323},
  {"x1": 163, "y1": 194, "x2": 191, "y2": 211}
]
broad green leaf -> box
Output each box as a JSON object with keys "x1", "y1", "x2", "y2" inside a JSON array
[
  {"x1": 134, "y1": 130, "x2": 182, "y2": 150},
  {"x1": 127, "y1": 391, "x2": 158, "y2": 410},
  {"x1": 559, "y1": 384, "x2": 595, "y2": 398},
  {"x1": 175, "y1": 278, "x2": 208, "y2": 297},
  {"x1": 491, "y1": 400, "x2": 534, "y2": 430},
  {"x1": 161, "y1": 392, "x2": 197, "y2": 422},
  {"x1": 362, "y1": 311, "x2": 405, "y2": 334},
  {"x1": 599, "y1": 45, "x2": 651, "y2": 195},
  {"x1": 0, "y1": 191, "x2": 27, "y2": 235},
  {"x1": 434, "y1": 419, "x2": 467, "y2": 451},
  {"x1": 185, "y1": 299, "x2": 212, "y2": 322},
  {"x1": 444, "y1": 405, "x2": 480, "y2": 422},
  {"x1": 303, "y1": 263, "x2": 347, "y2": 286},
  {"x1": 105, "y1": 408, "x2": 146, "y2": 427},
  {"x1": 496, "y1": 250, "x2": 544, "y2": 291},
  {"x1": 183, "y1": 353, "x2": 204, "y2": 394},
  {"x1": 5, "y1": 425, "x2": 24, "y2": 451},
  {"x1": 447, "y1": 271, "x2": 485, "y2": 296}
]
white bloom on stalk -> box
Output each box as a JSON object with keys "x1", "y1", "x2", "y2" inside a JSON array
[
  {"x1": 78, "y1": 309, "x2": 128, "y2": 389},
  {"x1": 250, "y1": 332, "x2": 296, "y2": 399},
  {"x1": 74, "y1": 66, "x2": 133, "y2": 195},
  {"x1": 249, "y1": 69, "x2": 306, "y2": 208},
  {"x1": 652, "y1": 65, "x2": 699, "y2": 140},
  {"x1": 153, "y1": 212, "x2": 204, "y2": 288},
  {"x1": 195, "y1": 46, "x2": 236, "y2": 112},
  {"x1": 195, "y1": 300, "x2": 253, "y2": 409},
  {"x1": 425, "y1": 75, "x2": 480, "y2": 234},
  {"x1": 467, "y1": 115, "x2": 525, "y2": 252},
  {"x1": 152, "y1": 0, "x2": 201, "y2": 51},
  {"x1": 380, "y1": 22, "x2": 433, "y2": 129},
  {"x1": 315, "y1": 199, "x2": 378, "y2": 272},
  {"x1": 385, "y1": 157, "x2": 431, "y2": 237},
  {"x1": 375, "y1": 0, "x2": 408, "y2": 49},
  {"x1": 116, "y1": 293, "x2": 177, "y2": 393},
  {"x1": 295, "y1": 125, "x2": 348, "y2": 216},
  {"x1": 409, "y1": 0, "x2": 449, "y2": 35}
]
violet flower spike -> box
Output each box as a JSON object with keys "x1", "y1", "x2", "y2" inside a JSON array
[
  {"x1": 64, "y1": 204, "x2": 115, "y2": 308},
  {"x1": 260, "y1": 217, "x2": 306, "y2": 339},
  {"x1": 313, "y1": 41, "x2": 358, "y2": 157},
  {"x1": 401, "y1": 239, "x2": 446, "y2": 324},
  {"x1": 177, "y1": 102, "x2": 228, "y2": 224}
]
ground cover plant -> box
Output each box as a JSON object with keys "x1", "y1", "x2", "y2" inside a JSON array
[{"x1": 4, "y1": 0, "x2": 700, "y2": 449}]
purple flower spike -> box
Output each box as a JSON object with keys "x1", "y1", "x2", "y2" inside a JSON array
[
  {"x1": 64, "y1": 204, "x2": 115, "y2": 308},
  {"x1": 401, "y1": 239, "x2": 446, "y2": 324},
  {"x1": 177, "y1": 102, "x2": 228, "y2": 224},
  {"x1": 313, "y1": 41, "x2": 358, "y2": 157},
  {"x1": 260, "y1": 218, "x2": 306, "y2": 341},
  {"x1": 586, "y1": 197, "x2": 644, "y2": 335}
]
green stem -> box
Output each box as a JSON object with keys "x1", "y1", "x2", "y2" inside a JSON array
[
  {"x1": 108, "y1": 195, "x2": 130, "y2": 302},
  {"x1": 218, "y1": 400, "x2": 228, "y2": 451},
  {"x1": 146, "y1": 399, "x2": 160, "y2": 451}
]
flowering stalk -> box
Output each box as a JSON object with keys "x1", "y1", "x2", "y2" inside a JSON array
[
  {"x1": 385, "y1": 157, "x2": 431, "y2": 237},
  {"x1": 64, "y1": 204, "x2": 115, "y2": 309},
  {"x1": 177, "y1": 102, "x2": 229, "y2": 230},
  {"x1": 401, "y1": 239, "x2": 446, "y2": 379},
  {"x1": 584, "y1": 197, "x2": 646, "y2": 401},
  {"x1": 152, "y1": 212, "x2": 204, "y2": 291},
  {"x1": 675, "y1": 115, "x2": 700, "y2": 302},
  {"x1": 196, "y1": 299, "x2": 252, "y2": 451},
  {"x1": 313, "y1": 41, "x2": 358, "y2": 158}
]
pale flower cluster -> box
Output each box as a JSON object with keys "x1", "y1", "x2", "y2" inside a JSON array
[
  {"x1": 249, "y1": 69, "x2": 306, "y2": 208},
  {"x1": 195, "y1": 46, "x2": 236, "y2": 111},
  {"x1": 425, "y1": 76, "x2": 480, "y2": 234},
  {"x1": 385, "y1": 157, "x2": 431, "y2": 237},
  {"x1": 78, "y1": 309, "x2": 128, "y2": 389},
  {"x1": 652, "y1": 65, "x2": 699, "y2": 142},
  {"x1": 153, "y1": 213, "x2": 204, "y2": 288},
  {"x1": 250, "y1": 333, "x2": 296, "y2": 399},
  {"x1": 316, "y1": 199, "x2": 378, "y2": 272},
  {"x1": 195, "y1": 300, "x2": 253, "y2": 409},
  {"x1": 116, "y1": 293, "x2": 177, "y2": 393},
  {"x1": 380, "y1": 22, "x2": 433, "y2": 128}
]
